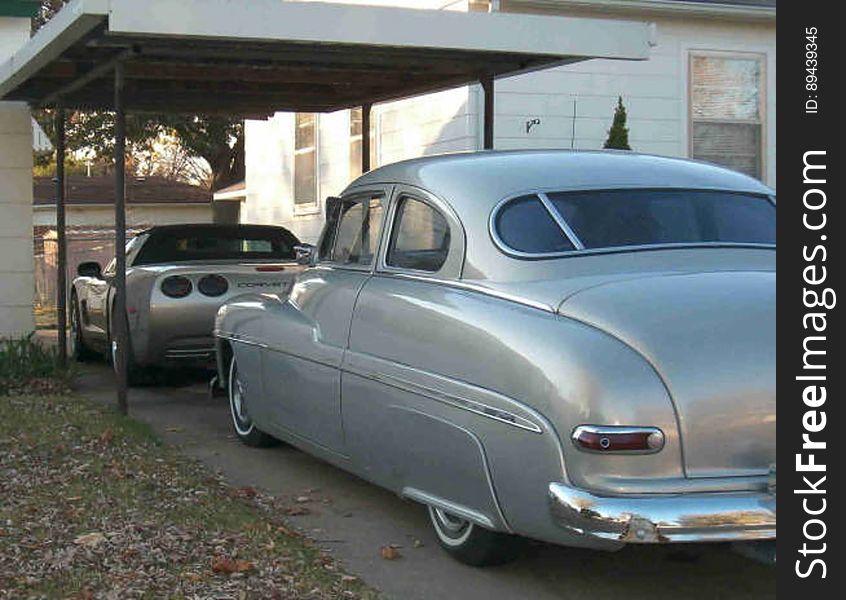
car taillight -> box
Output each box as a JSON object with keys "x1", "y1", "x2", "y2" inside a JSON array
[
  {"x1": 161, "y1": 275, "x2": 192, "y2": 298},
  {"x1": 571, "y1": 425, "x2": 665, "y2": 454},
  {"x1": 198, "y1": 274, "x2": 229, "y2": 297}
]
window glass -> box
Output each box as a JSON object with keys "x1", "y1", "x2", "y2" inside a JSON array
[
  {"x1": 494, "y1": 195, "x2": 574, "y2": 254},
  {"x1": 549, "y1": 189, "x2": 775, "y2": 249},
  {"x1": 294, "y1": 113, "x2": 317, "y2": 205},
  {"x1": 329, "y1": 196, "x2": 384, "y2": 266},
  {"x1": 690, "y1": 55, "x2": 763, "y2": 179},
  {"x1": 387, "y1": 197, "x2": 451, "y2": 272},
  {"x1": 134, "y1": 226, "x2": 298, "y2": 265}
]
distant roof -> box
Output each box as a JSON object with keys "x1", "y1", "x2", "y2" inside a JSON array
[{"x1": 33, "y1": 175, "x2": 212, "y2": 206}]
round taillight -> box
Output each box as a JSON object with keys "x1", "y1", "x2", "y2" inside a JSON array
[
  {"x1": 161, "y1": 275, "x2": 192, "y2": 298},
  {"x1": 198, "y1": 274, "x2": 229, "y2": 297},
  {"x1": 571, "y1": 425, "x2": 665, "y2": 454}
]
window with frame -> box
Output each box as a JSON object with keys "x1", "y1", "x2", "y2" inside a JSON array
[
  {"x1": 690, "y1": 53, "x2": 764, "y2": 179},
  {"x1": 294, "y1": 113, "x2": 318, "y2": 206},
  {"x1": 322, "y1": 196, "x2": 385, "y2": 267},
  {"x1": 349, "y1": 107, "x2": 377, "y2": 179},
  {"x1": 387, "y1": 197, "x2": 451, "y2": 273}
]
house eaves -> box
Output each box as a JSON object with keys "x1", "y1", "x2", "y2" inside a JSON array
[{"x1": 502, "y1": 0, "x2": 776, "y2": 22}]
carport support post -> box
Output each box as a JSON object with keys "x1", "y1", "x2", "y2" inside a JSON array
[
  {"x1": 55, "y1": 107, "x2": 67, "y2": 366},
  {"x1": 481, "y1": 75, "x2": 494, "y2": 150},
  {"x1": 361, "y1": 103, "x2": 372, "y2": 173},
  {"x1": 114, "y1": 62, "x2": 128, "y2": 414}
]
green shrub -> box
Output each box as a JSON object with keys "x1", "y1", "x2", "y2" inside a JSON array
[{"x1": 0, "y1": 333, "x2": 69, "y2": 395}]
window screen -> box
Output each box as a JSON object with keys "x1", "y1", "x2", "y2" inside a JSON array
[
  {"x1": 691, "y1": 54, "x2": 764, "y2": 179},
  {"x1": 294, "y1": 113, "x2": 317, "y2": 205},
  {"x1": 387, "y1": 197, "x2": 451, "y2": 272}
]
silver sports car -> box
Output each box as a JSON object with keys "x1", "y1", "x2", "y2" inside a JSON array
[
  {"x1": 214, "y1": 150, "x2": 776, "y2": 565},
  {"x1": 71, "y1": 223, "x2": 302, "y2": 382}
]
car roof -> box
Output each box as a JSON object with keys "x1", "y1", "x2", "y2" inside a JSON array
[{"x1": 345, "y1": 150, "x2": 773, "y2": 215}]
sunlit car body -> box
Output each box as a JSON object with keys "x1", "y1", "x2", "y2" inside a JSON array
[
  {"x1": 70, "y1": 224, "x2": 301, "y2": 379},
  {"x1": 214, "y1": 151, "x2": 776, "y2": 565}
]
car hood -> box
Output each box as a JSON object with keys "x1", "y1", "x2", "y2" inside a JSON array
[{"x1": 558, "y1": 270, "x2": 775, "y2": 478}]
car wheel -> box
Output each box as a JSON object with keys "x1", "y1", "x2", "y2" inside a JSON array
[
  {"x1": 69, "y1": 295, "x2": 97, "y2": 362},
  {"x1": 427, "y1": 506, "x2": 522, "y2": 566},
  {"x1": 228, "y1": 355, "x2": 278, "y2": 448}
]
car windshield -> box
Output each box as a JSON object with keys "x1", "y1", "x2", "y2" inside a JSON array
[
  {"x1": 495, "y1": 189, "x2": 775, "y2": 255},
  {"x1": 133, "y1": 227, "x2": 299, "y2": 265}
]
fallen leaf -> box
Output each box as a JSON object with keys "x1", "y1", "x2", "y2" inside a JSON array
[
  {"x1": 99, "y1": 428, "x2": 114, "y2": 445},
  {"x1": 73, "y1": 532, "x2": 106, "y2": 547},
  {"x1": 380, "y1": 546, "x2": 401, "y2": 560},
  {"x1": 295, "y1": 496, "x2": 310, "y2": 503},
  {"x1": 413, "y1": 539, "x2": 424, "y2": 548},
  {"x1": 165, "y1": 426, "x2": 185, "y2": 433},
  {"x1": 211, "y1": 557, "x2": 255, "y2": 574},
  {"x1": 75, "y1": 586, "x2": 95, "y2": 600},
  {"x1": 284, "y1": 506, "x2": 310, "y2": 516},
  {"x1": 237, "y1": 486, "x2": 257, "y2": 498},
  {"x1": 341, "y1": 575, "x2": 358, "y2": 583}
]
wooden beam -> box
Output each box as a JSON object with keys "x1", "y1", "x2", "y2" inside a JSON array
[
  {"x1": 481, "y1": 75, "x2": 494, "y2": 150},
  {"x1": 114, "y1": 61, "x2": 128, "y2": 415},
  {"x1": 55, "y1": 107, "x2": 67, "y2": 367},
  {"x1": 361, "y1": 103, "x2": 371, "y2": 174}
]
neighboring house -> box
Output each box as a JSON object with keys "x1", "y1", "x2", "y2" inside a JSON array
[
  {"x1": 32, "y1": 175, "x2": 213, "y2": 229},
  {"x1": 32, "y1": 175, "x2": 213, "y2": 309},
  {"x1": 32, "y1": 118, "x2": 51, "y2": 153},
  {"x1": 242, "y1": 0, "x2": 775, "y2": 243}
]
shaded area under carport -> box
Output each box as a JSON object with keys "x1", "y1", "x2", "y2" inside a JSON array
[{"x1": 1, "y1": 0, "x2": 651, "y2": 411}]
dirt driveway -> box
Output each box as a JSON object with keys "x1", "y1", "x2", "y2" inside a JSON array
[{"x1": 75, "y1": 364, "x2": 775, "y2": 600}]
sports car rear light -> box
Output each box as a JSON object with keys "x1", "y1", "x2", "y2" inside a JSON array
[
  {"x1": 198, "y1": 274, "x2": 229, "y2": 297},
  {"x1": 571, "y1": 425, "x2": 665, "y2": 454},
  {"x1": 161, "y1": 275, "x2": 192, "y2": 298}
]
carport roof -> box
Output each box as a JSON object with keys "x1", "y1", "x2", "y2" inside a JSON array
[{"x1": 0, "y1": 0, "x2": 651, "y2": 116}]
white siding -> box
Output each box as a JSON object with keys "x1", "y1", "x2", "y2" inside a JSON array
[
  {"x1": 242, "y1": 2, "x2": 775, "y2": 244},
  {"x1": 0, "y1": 16, "x2": 35, "y2": 337}
]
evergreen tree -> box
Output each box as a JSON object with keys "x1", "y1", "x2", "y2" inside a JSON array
[{"x1": 603, "y1": 96, "x2": 632, "y2": 150}]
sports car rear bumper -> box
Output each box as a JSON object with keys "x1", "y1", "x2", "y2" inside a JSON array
[{"x1": 548, "y1": 481, "x2": 776, "y2": 543}]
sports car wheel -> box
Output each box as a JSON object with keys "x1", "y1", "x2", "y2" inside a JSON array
[
  {"x1": 228, "y1": 355, "x2": 278, "y2": 448},
  {"x1": 427, "y1": 506, "x2": 522, "y2": 566},
  {"x1": 69, "y1": 295, "x2": 96, "y2": 361}
]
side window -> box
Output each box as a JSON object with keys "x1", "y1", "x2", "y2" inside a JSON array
[
  {"x1": 327, "y1": 196, "x2": 384, "y2": 267},
  {"x1": 386, "y1": 197, "x2": 450, "y2": 273}
]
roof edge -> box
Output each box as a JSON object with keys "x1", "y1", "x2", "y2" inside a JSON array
[
  {"x1": 504, "y1": 0, "x2": 775, "y2": 22},
  {"x1": 0, "y1": 1, "x2": 40, "y2": 18}
]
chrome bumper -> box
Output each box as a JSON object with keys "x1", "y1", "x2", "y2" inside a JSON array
[{"x1": 548, "y1": 482, "x2": 776, "y2": 543}]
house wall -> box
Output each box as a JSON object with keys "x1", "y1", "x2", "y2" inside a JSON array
[
  {"x1": 0, "y1": 15, "x2": 35, "y2": 338},
  {"x1": 32, "y1": 204, "x2": 214, "y2": 228},
  {"x1": 242, "y1": 1, "x2": 775, "y2": 244}
]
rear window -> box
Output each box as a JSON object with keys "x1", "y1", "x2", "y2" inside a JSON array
[
  {"x1": 493, "y1": 189, "x2": 775, "y2": 256},
  {"x1": 134, "y1": 227, "x2": 298, "y2": 265}
]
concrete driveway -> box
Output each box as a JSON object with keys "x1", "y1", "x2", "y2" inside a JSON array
[{"x1": 75, "y1": 364, "x2": 775, "y2": 600}]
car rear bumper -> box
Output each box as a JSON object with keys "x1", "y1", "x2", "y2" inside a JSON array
[{"x1": 548, "y1": 481, "x2": 776, "y2": 543}]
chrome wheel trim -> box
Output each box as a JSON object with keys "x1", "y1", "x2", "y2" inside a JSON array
[
  {"x1": 428, "y1": 506, "x2": 474, "y2": 547},
  {"x1": 228, "y1": 357, "x2": 255, "y2": 437},
  {"x1": 69, "y1": 303, "x2": 79, "y2": 357},
  {"x1": 111, "y1": 340, "x2": 118, "y2": 371}
]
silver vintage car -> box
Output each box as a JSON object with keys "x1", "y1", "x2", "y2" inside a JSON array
[
  {"x1": 214, "y1": 150, "x2": 776, "y2": 565},
  {"x1": 71, "y1": 223, "x2": 302, "y2": 382}
]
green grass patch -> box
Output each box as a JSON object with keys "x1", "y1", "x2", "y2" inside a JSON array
[{"x1": 0, "y1": 393, "x2": 378, "y2": 599}]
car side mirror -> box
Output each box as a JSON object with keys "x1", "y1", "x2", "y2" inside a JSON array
[
  {"x1": 294, "y1": 244, "x2": 316, "y2": 266},
  {"x1": 77, "y1": 261, "x2": 102, "y2": 279}
]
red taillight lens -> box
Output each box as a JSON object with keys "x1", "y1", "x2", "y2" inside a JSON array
[
  {"x1": 572, "y1": 425, "x2": 665, "y2": 454},
  {"x1": 161, "y1": 275, "x2": 192, "y2": 298},
  {"x1": 255, "y1": 265, "x2": 286, "y2": 272}
]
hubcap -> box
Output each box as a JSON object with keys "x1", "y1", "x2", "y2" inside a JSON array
[{"x1": 229, "y1": 358, "x2": 254, "y2": 436}]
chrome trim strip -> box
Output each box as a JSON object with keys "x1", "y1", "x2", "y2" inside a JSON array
[
  {"x1": 402, "y1": 487, "x2": 496, "y2": 530},
  {"x1": 571, "y1": 425, "x2": 665, "y2": 455},
  {"x1": 537, "y1": 191, "x2": 584, "y2": 250},
  {"x1": 549, "y1": 482, "x2": 776, "y2": 543},
  {"x1": 216, "y1": 332, "x2": 268, "y2": 349},
  {"x1": 343, "y1": 362, "x2": 543, "y2": 434},
  {"x1": 377, "y1": 272, "x2": 555, "y2": 313}
]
